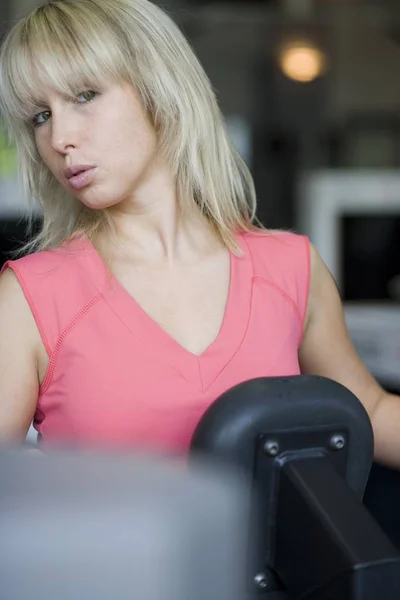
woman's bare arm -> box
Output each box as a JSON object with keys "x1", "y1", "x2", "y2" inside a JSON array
[
  {"x1": 0, "y1": 269, "x2": 40, "y2": 443},
  {"x1": 299, "y1": 243, "x2": 400, "y2": 468}
]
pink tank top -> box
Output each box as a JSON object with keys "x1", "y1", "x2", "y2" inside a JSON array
[{"x1": 2, "y1": 231, "x2": 310, "y2": 453}]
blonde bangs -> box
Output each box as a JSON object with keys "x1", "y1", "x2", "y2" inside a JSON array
[{"x1": 0, "y1": 1, "x2": 132, "y2": 130}]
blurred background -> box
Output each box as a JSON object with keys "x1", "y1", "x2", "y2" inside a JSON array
[{"x1": 0, "y1": 0, "x2": 400, "y2": 541}]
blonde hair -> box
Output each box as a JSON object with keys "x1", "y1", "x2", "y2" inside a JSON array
[{"x1": 0, "y1": 0, "x2": 262, "y2": 254}]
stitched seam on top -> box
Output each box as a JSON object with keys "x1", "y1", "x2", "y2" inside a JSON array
[
  {"x1": 98, "y1": 292, "x2": 195, "y2": 386},
  {"x1": 39, "y1": 294, "x2": 103, "y2": 395},
  {"x1": 197, "y1": 356, "x2": 204, "y2": 393},
  {"x1": 202, "y1": 281, "x2": 254, "y2": 394},
  {"x1": 253, "y1": 276, "x2": 303, "y2": 325}
]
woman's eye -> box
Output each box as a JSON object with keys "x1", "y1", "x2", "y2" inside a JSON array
[
  {"x1": 31, "y1": 91, "x2": 97, "y2": 127},
  {"x1": 76, "y1": 90, "x2": 97, "y2": 103},
  {"x1": 32, "y1": 110, "x2": 51, "y2": 128}
]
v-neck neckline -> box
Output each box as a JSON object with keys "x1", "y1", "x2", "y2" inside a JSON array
[{"x1": 72, "y1": 233, "x2": 254, "y2": 392}]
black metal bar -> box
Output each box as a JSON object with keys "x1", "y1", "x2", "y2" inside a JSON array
[{"x1": 273, "y1": 456, "x2": 400, "y2": 599}]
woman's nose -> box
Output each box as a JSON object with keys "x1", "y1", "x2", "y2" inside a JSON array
[{"x1": 50, "y1": 110, "x2": 79, "y2": 154}]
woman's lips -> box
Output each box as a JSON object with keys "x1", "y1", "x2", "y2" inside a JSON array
[{"x1": 67, "y1": 167, "x2": 96, "y2": 190}]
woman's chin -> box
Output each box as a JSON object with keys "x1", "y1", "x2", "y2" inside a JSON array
[{"x1": 77, "y1": 194, "x2": 123, "y2": 212}]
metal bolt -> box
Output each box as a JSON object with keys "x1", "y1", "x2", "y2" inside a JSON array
[
  {"x1": 329, "y1": 434, "x2": 345, "y2": 451},
  {"x1": 263, "y1": 440, "x2": 279, "y2": 457},
  {"x1": 254, "y1": 572, "x2": 268, "y2": 589}
]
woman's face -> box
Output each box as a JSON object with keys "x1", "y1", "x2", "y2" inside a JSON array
[{"x1": 33, "y1": 79, "x2": 160, "y2": 211}]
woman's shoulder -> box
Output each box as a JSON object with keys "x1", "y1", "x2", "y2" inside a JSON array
[
  {"x1": 239, "y1": 227, "x2": 310, "y2": 265},
  {"x1": 1, "y1": 236, "x2": 90, "y2": 278},
  {"x1": 240, "y1": 227, "x2": 307, "y2": 243},
  {"x1": 238, "y1": 228, "x2": 311, "y2": 313},
  {"x1": 0, "y1": 237, "x2": 101, "y2": 316},
  {"x1": 0, "y1": 236, "x2": 102, "y2": 349}
]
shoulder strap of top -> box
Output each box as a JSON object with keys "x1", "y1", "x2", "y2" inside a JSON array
[
  {"x1": 242, "y1": 230, "x2": 311, "y2": 328},
  {"x1": 1, "y1": 238, "x2": 103, "y2": 354}
]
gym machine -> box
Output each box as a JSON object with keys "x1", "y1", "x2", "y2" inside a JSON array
[{"x1": 190, "y1": 375, "x2": 400, "y2": 600}]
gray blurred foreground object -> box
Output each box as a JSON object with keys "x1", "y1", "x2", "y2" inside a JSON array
[{"x1": 0, "y1": 451, "x2": 248, "y2": 600}]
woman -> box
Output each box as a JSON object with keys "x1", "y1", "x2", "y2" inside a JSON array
[{"x1": 0, "y1": 0, "x2": 399, "y2": 462}]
